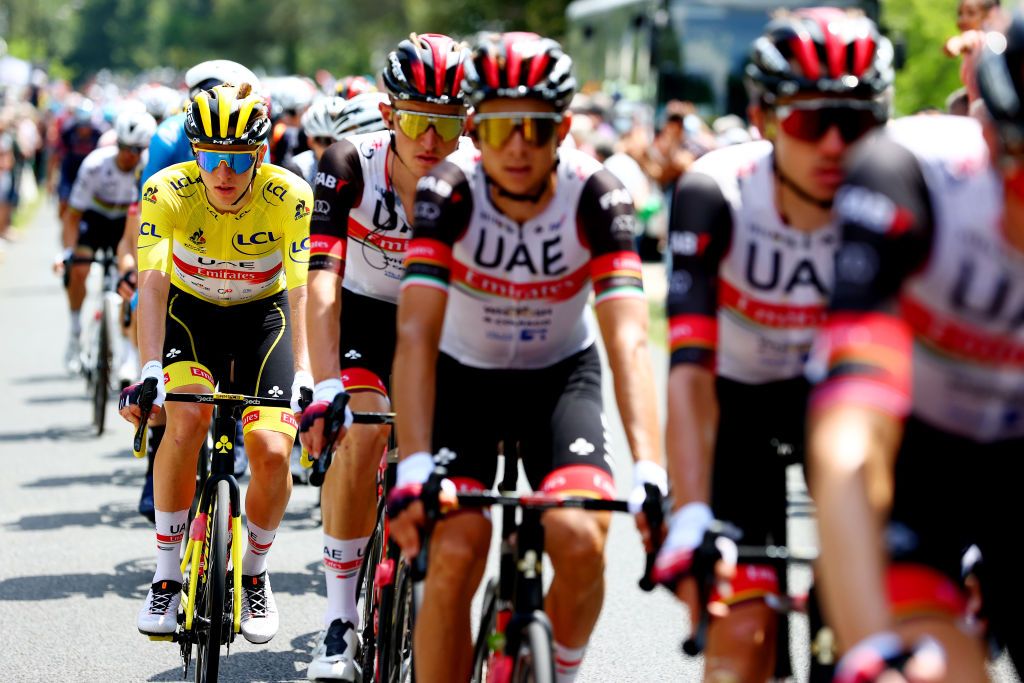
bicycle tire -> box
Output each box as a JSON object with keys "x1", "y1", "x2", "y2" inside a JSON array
[
  {"x1": 358, "y1": 513, "x2": 385, "y2": 679},
  {"x1": 93, "y1": 307, "x2": 110, "y2": 435},
  {"x1": 196, "y1": 479, "x2": 229, "y2": 683},
  {"x1": 470, "y1": 580, "x2": 500, "y2": 683},
  {"x1": 387, "y1": 560, "x2": 416, "y2": 683},
  {"x1": 511, "y1": 618, "x2": 555, "y2": 683}
]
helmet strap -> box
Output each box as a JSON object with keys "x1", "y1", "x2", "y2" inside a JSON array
[
  {"x1": 773, "y1": 156, "x2": 832, "y2": 211},
  {"x1": 230, "y1": 164, "x2": 259, "y2": 207}
]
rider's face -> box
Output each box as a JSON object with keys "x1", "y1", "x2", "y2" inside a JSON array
[
  {"x1": 382, "y1": 99, "x2": 466, "y2": 178},
  {"x1": 472, "y1": 98, "x2": 571, "y2": 198},
  {"x1": 194, "y1": 145, "x2": 264, "y2": 212}
]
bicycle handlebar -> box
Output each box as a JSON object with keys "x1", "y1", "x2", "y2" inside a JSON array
[{"x1": 308, "y1": 393, "x2": 394, "y2": 487}]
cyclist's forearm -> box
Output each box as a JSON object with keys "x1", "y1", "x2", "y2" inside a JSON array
[
  {"x1": 136, "y1": 271, "x2": 170, "y2": 364},
  {"x1": 287, "y1": 285, "x2": 310, "y2": 373},
  {"x1": 306, "y1": 270, "x2": 342, "y2": 382},
  {"x1": 393, "y1": 289, "x2": 446, "y2": 458},
  {"x1": 666, "y1": 364, "x2": 717, "y2": 508},
  {"x1": 808, "y1": 404, "x2": 902, "y2": 647},
  {"x1": 598, "y1": 299, "x2": 661, "y2": 465},
  {"x1": 62, "y1": 209, "x2": 81, "y2": 250},
  {"x1": 117, "y1": 213, "x2": 140, "y2": 273}
]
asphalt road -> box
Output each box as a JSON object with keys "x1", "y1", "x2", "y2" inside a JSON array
[{"x1": 0, "y1": 202, "x2": 1018, "y2": 682}]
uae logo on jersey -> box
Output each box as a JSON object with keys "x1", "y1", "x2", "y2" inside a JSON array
[
  {"x1": 142, "y1": 186, "x2": 158, "y2": 204},
  {"x1": 189, "y1": 227, "x2": 206, "y2": 246},
  {"x1": 294, "y1": 199, "x2": 311, "y2": 220}
]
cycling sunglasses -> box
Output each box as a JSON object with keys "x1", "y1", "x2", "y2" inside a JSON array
[
  {"x1": 194, "y1": 149, "x2": 259, "y2": 174},
  {"x1": 118, "y1": 144, "x2": 144, "y2": 155},
  {"x1": 392, "y1": 109, "x2": 466, "y2": 142},
  {"x1": 473, "y1": 112, "x2": 564, "y2": 149},
  {"x1": 775, "y1": 100, "x2": 886, "y2": 144}
]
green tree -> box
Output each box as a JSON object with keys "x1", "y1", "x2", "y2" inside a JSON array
[{"x1": 884, "y1": 0, "x2": 964, "y2": 115}]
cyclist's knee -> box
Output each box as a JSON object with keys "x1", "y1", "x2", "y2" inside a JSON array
[
  {"x1": 342, "y1": 422, "x2": 389, "y2": 465},
  {"x1": 544, "y1": 509, "x2": 609, "y2": 584},
  {"x1": 164, "y1": 402, "x2": 213, "y2": 437},
  {"x1": 425, "y1": 516, "x2": 491, "y2": 602},
  {"x1": 705, "y1": 601, "x2": 777, "y2": 680},
  {"x1": 245, "y1": 430, "x2": 292, "y2": 470}
]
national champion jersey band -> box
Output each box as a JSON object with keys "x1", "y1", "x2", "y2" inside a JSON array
[
  {"x1": 308, "y1": 130, "x2": 476, "y2": 304},
  {"x1": 667, "y1": 140, "x2": 838, "y2": 384},
  {"x1": 137, "y1": 161, "x2": 311, "y2": 306},
  {"x1": 403, "y1": 145, "x2": 645, "y2": 370},
  {"x1": 161, "y1": 285, "x2": 299, "y2": 438}
]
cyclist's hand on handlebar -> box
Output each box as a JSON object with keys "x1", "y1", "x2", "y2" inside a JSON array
[
  {"x1": 290, "y1": 370, "x2": 314, "y2": 414},
  {"x1": 628, "y1": 460, "x2": 668, "y2": 552},
  {"x1": 653, "y1": 503, "x2": 737, "y2": 597},
  {"x1": 117, "y1": 270, "x2": 138, "y2": 300},
  {"x1": 835, "y1": 633, "x2": 946, "y2": 683},
  {"x1": 298, "y1": 378, "x2": 352, "y2": 456},
  {"x1": 53, "y1": 248, "x2": 72, "y2": 275},
  {"x1": 119, "y1": 362, "x2": 166, "y2": 426}
]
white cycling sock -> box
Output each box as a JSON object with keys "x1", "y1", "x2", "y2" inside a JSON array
[
  {"x1": 69, "y1": 309, "x2": 82, "y2": 337},
  {"x1": 554, "y1": 642, "x2": 587, "y2": 683},
  {"x1": 323, "y1": 534, "x2": 370, "y2": 627},
  {"x1": 242, "y1": 521, "x2": 277, "y2": 576},
  {"x1": 153, "y1": 509, "x2": 188, "y2": 583}
]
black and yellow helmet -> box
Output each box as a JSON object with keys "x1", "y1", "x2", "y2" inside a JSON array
[{"x1": 184, "y1": 83, "x2": 271, "y2": 147}]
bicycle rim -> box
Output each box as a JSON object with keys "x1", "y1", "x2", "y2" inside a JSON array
[
  {"x1": 196, "y1": 480, "x2": 229, "y2": 683},
  {"x1": 471, "y1": 580, "x2": 500, "y2": 683},
  {"x1": 511, "y1": 619, "x2": 554, "y2": 683},
  {"x1": 358, "y1": 515, "x2": 384, "y2": 679},
  {"x1": 93, "y1": 310, "x2": 109, "y2": 435},
  {"x1": 387, "y1": 561, "x2": 415, "y2": 683}
]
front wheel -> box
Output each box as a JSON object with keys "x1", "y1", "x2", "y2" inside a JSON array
[
  {"x1": 511, "y1": 618, "x2": 555, "y2": 683},
  {"x1": 196, "y1": 479, "x2": 229, "y2": 683},
  {"x1": 387, "y1": 559, "x2": 416, "y2": 683},
  {"x1": 92, "y1": 307, "x2": 110, "y2": 435}
]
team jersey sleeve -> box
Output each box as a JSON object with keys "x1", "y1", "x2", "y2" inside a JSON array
[
  {"x1": 283, "y1": 175, "x2": 313, "y2": 289},
  {"x1": 809, "y1": 134, "x2": 935, "y2": 417},
  {"x1": 139, "y1": 117, "x2": 181, "y2": 192},
  {"x1": 68, "y1": 153, "x2": 98, "y2": 212},
  {"x1": 577, "y1": 169, "x2": 645, "y2": 305},
  {"x1": 136, "y1": 176, "x2": 177, "y2": 275},
  {"x1": 666, "y1": 171, "x2": 733, "y2": 369},
  {"x1": 402, "y1": 161, "x2": 473, "y2": 293},
  {"x1": 308, "y1": 140, "x2": 365, "y2": 276}
]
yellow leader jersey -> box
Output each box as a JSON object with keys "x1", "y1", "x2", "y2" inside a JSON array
[{"x1": 137, "y1": 161, "x2": 311, "y2": 305}]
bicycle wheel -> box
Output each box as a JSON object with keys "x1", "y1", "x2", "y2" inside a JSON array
[
  {"x1": 357, "y1": 512, "x2": 385, "y2": 679},
  {"x1": 92, "y1": 307, "x2": 110, "y2": 435},
  {"x1": 196, "y1": 479, "x2": 229, "y2": 683},
  {"x1": 511, "y1": 618, "x2": 554, "y2": 683},
  {"x1": 387, "y1": 560, "x2": 416, "y2": 683},
  {"x1": 471, "y1": 580, "x2": 500, "y2": 683}
]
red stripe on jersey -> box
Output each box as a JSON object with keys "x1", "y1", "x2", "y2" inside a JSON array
[
  {"x1": 310, "y1": 234, "x2": 347, "y2": 261},
  {"x1": 589, "y1": 250, "x2": 642, "y2": 280},
  {"x1": 902, "y1": 295, "x2": 1024, "y2": 366},
  {"x1": 404, "y1": 237, "x2": 453, "y2": 268},
  {"x1": 669, "y1": 314, "x2": 718, "y2": 352},
  {"x1": 718, "y1": 278, "x2": 826, "y2": 328},
  {"x1": 173, "y1": 255, "x2": 282, "y2": 283},
  {"x1": 451, "y1": 261, "x2": 589, "y2": 301},
  {"x1": 348, "y1": 217, "x2": 409, "y2": 253}
]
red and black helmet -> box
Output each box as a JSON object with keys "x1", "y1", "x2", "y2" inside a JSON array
[
  {"x1": 381, "y1": 33, "x2": 467, "y2": 106},
  {"x1": 461, "y1": 32, "x2": 577, "y2": 112},
  {"x1": 335, "y1": 75, "x2": 377, "y2": 100},
  {"x1": 745, "y1": 7, "x2": 894, "y2": 104}
]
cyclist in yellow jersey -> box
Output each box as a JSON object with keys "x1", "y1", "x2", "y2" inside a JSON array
[{"x1": 119, "y1": 83, "x2": 313, "y2": 645}]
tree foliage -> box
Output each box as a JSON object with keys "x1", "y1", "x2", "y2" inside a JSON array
[{"x1": 0, "y1": 0, "x2": 973, "y2": 114}]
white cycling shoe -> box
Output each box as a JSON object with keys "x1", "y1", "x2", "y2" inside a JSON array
[
  {"x1": 308, "y1": 619, "x2": 360, "y2": 681},
  {"x1": 137, "y1": 579, "x2": 182, "y2": 635},
  {"x1": 240, "y1": 571, "x2": 279, "y2": 644}
]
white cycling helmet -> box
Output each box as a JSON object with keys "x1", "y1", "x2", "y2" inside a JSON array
[
  {"x1": 301, "y1": 97, "x2": 346, "y2": 139},
  {"x1": 137, "y1": 84, "x2": 185, "y2": 121},
  {"x1": 115, "y1": 110, "x2": 158, "y2": 148},
  {"x1": 185, "y1": 59, "x2": 259, "y2": 98},
  {"x1": 337, "y1": 93, "x2": 388, "y2": 138}
]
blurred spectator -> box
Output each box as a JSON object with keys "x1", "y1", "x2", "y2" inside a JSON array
[
  {"x1": 712, "y1": 114, "x2": 753, "y2": 146},
  {"x1": 946, "y1": 87, "x2": 971, "y2": 115},
  {"x1": 636, "y1": 100, "x2": 695, "y2": 190},
  {"x1": 0, "y1": 118, "x2": 15, "y2": 245}
]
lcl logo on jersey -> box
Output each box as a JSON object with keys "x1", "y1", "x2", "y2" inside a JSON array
[
  {"x1": 170, "y1": 174, "x2": 203, "y2": 197},
  {"x1": 262, "y1": 182, "x2": 287, "y2": 205},
  {"x1": 234, "y1": 231, "x2": 281, "y2": 256},
  {"x1": 289, "y1": 237, "x2": 311, "y2": 264},
  {"x1": 140, "y1": 222, "x2": 162, "y2": 238}
]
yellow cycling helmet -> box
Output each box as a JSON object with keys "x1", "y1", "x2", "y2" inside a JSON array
[{"x1": 184, "y1": 82, "x2": 271, "y2": 147}]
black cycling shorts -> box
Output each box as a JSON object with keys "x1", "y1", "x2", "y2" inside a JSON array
[
  {"x1": 161, "y1": 285, "x2": 297, "y2": 437},
  {"x1": 431, "y1": 345, "x2": 616, "y2": 498},
  {"x1": 889, "y1": 417, "x2": 1024, "y2": 668},
  {"x1": 76, "y1": 210, "x2": 123, "y2": 254},
  {"x1": 338, "y1": 287, "x2": 396, "y2": 397}
]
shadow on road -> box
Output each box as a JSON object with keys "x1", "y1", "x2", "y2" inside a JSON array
[
  {"x1": 4, "y1": 502, "x2": 150, "y2": 532},
  {"x1": 25, "y1": 394, "x2": 91, "y2": 404},
  {"x1": 0, "y1": 558, "x2": 152, "y2": 601},
  {"x1": 9, "y1": 372, "x2": 75, "y2": 385},
  {"x1": 0, "y1": 424, "x2": 96, "y2": 442},
  {"x1": 22, "y1": 466, "x2": 143, "y2": 489},
  {"x1": 264, "y1": 561, "x2": 324, "y2": 597},
  {"x1": 149, "y1": 630, "x2": 322, "y2": 682}
]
